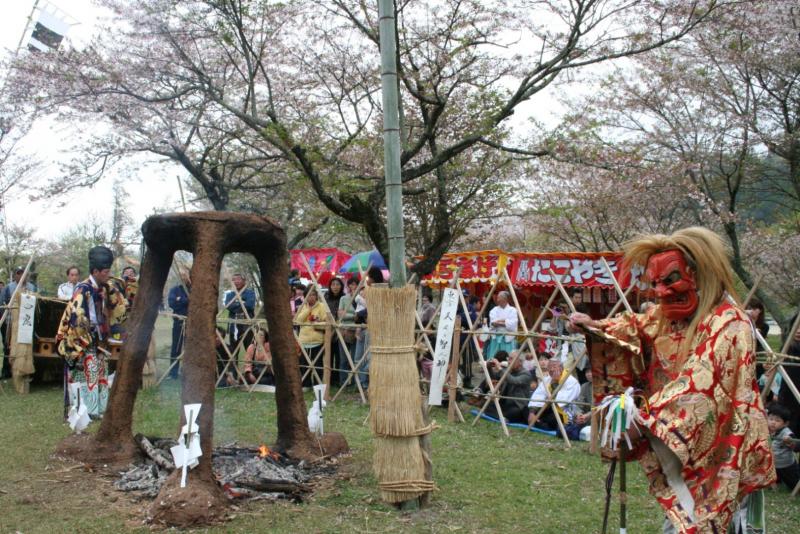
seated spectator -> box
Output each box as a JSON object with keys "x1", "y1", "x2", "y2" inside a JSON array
[
  {"x1": 215, "y1": 327, "x2": 238, "y2": 387},
  {"x1": 294, "y1": 287, "x2": 327, "y2": 386},
  {"x1": 484, "y1": 351, "x2": 532, "y2": 424},
  {"x1": 521, "y1": 351, "x2": 537, "y2": 374},
  {"x1": 527, "y1": 359, "x2": 580, "y2": 431},
  {"x1": 536, "y1": 354, "x2": 550, "y2": 380},
  {"x1": 538, "y1": 321, "x2": 560, "y2": 359},
  {"x1": 565, "y1": 368, "x2": 593, "y2": 440},
  {"x1": 767, "y1": 403, "x2": 800, "y2": 491},
  {"x1": 467, "y1": 350, "x2": 508, "y2": 405},
  {"x1": 244, "y1": 329, "x2": 273, "y2": 386}
]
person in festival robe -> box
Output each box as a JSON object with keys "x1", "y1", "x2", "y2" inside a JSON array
[
  {"x1": 570, "y1": 227, "x2": 775, "y2": 533},
  {"x1": 57, "y1": 246, "x2": 128, "y2": 418},
  {"x1": 484, "y1": 291, "x2": 518, "y2": 360}
]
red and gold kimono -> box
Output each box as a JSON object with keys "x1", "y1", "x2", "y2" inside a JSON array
[{"x1": 593, "y1": 302, "x2": 775, "y2": 533}]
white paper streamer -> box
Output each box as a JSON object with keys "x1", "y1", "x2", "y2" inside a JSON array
[{"x1": 597, "y1": 387, "x2": 639, "y2": 451}]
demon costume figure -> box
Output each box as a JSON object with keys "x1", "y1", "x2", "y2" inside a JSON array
[
  {"x1": 57, "y1": 246, "x2": 128, "y2": 418},
  {"x1": 571, "y1": 227, "x2": 775, "y2": 534}
]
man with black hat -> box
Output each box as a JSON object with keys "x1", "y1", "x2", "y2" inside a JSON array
[{"x1": 56, "y1": 246, "x2": 128, "y2": 418}]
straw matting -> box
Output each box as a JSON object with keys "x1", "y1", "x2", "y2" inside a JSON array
[
  {"x1": 367, "y1": 284, "x2": 432, "y2": 503},
  {"x1": 367, "y1": 285, "x2": 424, "y2": 436}
]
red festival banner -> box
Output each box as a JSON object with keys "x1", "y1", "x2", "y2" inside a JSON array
[
  {"x1": 509, "y1": 252, "x2": 641, "y2": 289},
  {"x1": 420, "y1": 250, "x2": 511, "y2": 287}
]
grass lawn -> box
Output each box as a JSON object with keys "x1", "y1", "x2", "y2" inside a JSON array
[{"x1": 1, "y1": 321, "x2": 798, "y2": 533}]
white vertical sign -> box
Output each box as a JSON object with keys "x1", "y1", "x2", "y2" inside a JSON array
[
  {"x1": 16, "y1": 293, "x2": 36, "y2": 344},
  {"x1": 428, "y1": 288, "x2": 460, "y2": 405}
]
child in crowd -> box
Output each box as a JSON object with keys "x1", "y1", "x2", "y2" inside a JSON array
[{"x1": 767, "y1": 403, "x2": 800, "y2": 490}]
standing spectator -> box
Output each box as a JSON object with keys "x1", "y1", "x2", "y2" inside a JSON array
[
  {"x1": 325, "y1": 277, "x2": 345, "y2": 384},
  {"x1": 565, "y1": 318, "x2": 589, "y2": 383},
  {"x1": 120, "y1": 266, "x2": 138, "y2": 308},
  {"x1": 570, "y1": 289, "x2": 584, "y2": 310},
  {"x1": 1, "y1": 267, "x2": 36, "y2": 304},
  {"x1": 484, "y1": 291, "x2": 518, "y2": 359},
  {"x1": 325, "y1": 277, "x2": 345, "y2": 317},
  {"x1": 746, "y1": 299, "x2": 770, "y2": 339},
  {"x1": 167, "y1": 273, "x2": 191, "y2": 380},
  {"x1": 244, "y1": 330, "x2": 273, "y2": 386},
  {"x1": 352, "y1": 267, "x2": 384, "y2": 392},
  {"x1": 223, "y1": 273, "x2": 256, "y2": 352},
  {"x1": 294, "y1": 287, "x2": 327, "y2": 386},
  {"x1": 288, "y1": 268, "x2": 300, "y2": 287},
  {"x1": 766, "y1": 403, "x2": 800, "y2": 491},
  {"x1": 58, "y1": 266, "x2": 81, "y2": 300},
  {"x1": 290, "y1": 283, "x2": 305, "y2": 316},
  {"x1": 337, "y1": 277, "x2": 360, "y2": 386}
]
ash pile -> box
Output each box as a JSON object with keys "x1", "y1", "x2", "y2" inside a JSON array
[{"x1": 114, "y1": 434, "x2": 334, "y2": 502}]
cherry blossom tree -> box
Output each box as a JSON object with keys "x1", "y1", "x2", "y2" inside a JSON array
[
  {"x1": 6, "y1": 0, "x2": 732, "y2": 274},
  {"x1": 519, "y1": 0, "x2": 799, "y2": 320}
]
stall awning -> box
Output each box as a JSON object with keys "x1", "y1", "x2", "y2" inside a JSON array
[
  {"x1": 420, "y1": 250, "x2": 511, "y2": 287},
  {"x1": 509, "y1": 252, "x2": 638, "y2": 288}
]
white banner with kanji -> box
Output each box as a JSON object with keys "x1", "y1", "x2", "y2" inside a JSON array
[
  {"x1": 428, "y1": 288, "x2": 460, "y2": 405},
  {"x1": 16, "y1": 293, "x2": 36, "y2": 344}
]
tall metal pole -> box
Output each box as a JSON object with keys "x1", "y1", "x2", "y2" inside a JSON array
[{"x1": 378, "y1": 0, "x2": 407, "y2": 288}]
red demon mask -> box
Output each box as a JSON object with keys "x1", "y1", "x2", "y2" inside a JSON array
[{"x1": 645, "y1": 250, "x2": 698, "y2": 321}]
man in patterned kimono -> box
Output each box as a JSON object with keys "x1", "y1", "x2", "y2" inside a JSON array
[
  {"x1": 57, "y1": 246, "x2": 128, "y2": 418},
  {"x1": 570, "y1": 227, "x2": 775, "y2": 534}
]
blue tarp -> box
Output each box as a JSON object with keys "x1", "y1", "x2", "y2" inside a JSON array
[{"x1": 470, "y1": 409, "x2": 558, "y2": 437}]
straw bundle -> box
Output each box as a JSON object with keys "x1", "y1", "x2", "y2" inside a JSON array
[
  {"x1": 374, "y1": 436, "x2": 429, "y2": 503},
  {"x1": 367, "y1": 285, "x2": 423, "y2": 436},
  {"x1": 367, "y1": 284, "x2": 433, "y2": 504}
]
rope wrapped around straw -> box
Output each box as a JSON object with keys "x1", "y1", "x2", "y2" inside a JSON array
[{"x1": 367, "y1": 285, "x2": 432, "y2": 503}]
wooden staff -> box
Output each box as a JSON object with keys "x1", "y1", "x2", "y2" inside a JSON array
[
  {"x1": 600, "y1": 257, "x2": 633, "y2": 314},
  {"x1": 599, "y1": 257, "x2": 635, "y2": 534},
  {"x1": 448, "y1": 316, "x2": 464, "y2": 423},
  {"x1": 453, "y1": 278, "x2": 511, "y2": 436}
]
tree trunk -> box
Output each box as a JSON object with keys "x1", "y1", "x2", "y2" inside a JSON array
[
  {"x1": 724, "y1": 222, "x2": 787, "y2": 325},
  {"x1": 257, "y1": 248, "x2": 321, "y2": 459}
]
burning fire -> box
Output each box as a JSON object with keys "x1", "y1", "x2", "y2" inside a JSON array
[{"x1": 257, "y1": 444, "x2": 280, "y2": 461}]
